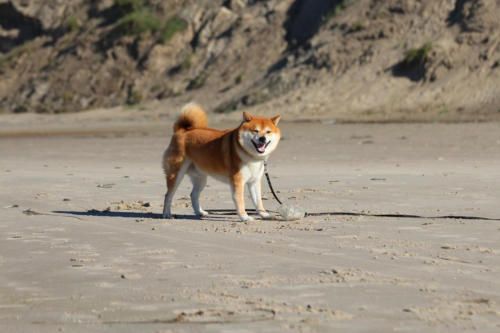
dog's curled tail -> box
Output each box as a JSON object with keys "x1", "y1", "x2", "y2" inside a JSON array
[{"x1": 173, "y1": 103, "x2": 208, "y2": 132}]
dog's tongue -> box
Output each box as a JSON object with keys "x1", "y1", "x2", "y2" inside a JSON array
[{"x1": 257, "y1": 144, "x2": 266, "y2": 153}]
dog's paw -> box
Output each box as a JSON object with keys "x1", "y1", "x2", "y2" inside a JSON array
[
  {"x1": 239, "y1": 214, "x2": 254, "y2": 222},
  {"x1": 195, "y1": 209, "x2": 209, "y2": 217}
]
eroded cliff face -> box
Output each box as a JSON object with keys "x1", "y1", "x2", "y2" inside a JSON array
[{"x1": 1, "y1": 0, "x2": 499, "y2": 121}]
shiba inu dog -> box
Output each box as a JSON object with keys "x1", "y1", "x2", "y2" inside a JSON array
[{"x1": 162, "y1": 103, "x2": 281, "y2": 221}]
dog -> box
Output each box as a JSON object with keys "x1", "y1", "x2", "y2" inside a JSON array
[{"x1": 162, "y1": 103, "x2": 281, "y2": 221}]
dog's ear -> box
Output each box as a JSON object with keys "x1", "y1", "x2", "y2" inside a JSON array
[
  {"x1": 243, "y1": 111, "x2": 252, "y2": 122},
  {"x1": 271, "y1": 114, "x2": 281, "y2": 125}
]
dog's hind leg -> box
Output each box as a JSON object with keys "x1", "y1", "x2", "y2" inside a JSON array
[
  {"x1": 162, "y1": 159, "x2": 190, "y2": 219},
  {"x1": 188, "y1": 166, "x2": 208, "y2": 217}
]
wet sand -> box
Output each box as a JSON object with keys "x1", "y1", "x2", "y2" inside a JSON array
[{"x1": 1, "y1": 122, "x2": 500, "y2": 332}]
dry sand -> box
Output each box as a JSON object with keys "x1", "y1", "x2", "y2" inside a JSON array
[{"x1": 1, "y1": 120, "x2": 500, "y2": 332}]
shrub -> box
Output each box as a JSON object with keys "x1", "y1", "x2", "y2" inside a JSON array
[
  {"x1": 324, "y1": 1, "x2": 350, "y2": 21},
  {"x1": 0, "y1": 42, "x2": 33, "y2": 69},
  {"x1": 127, "y1": 90, "x2": 143, "y2": 105},
  {"x1": 114, "y1": 0, "x2": 145, "y2": 14},
  {"x1": 160, "y1": 15, "x2": 188, "y2": 44},
  {"x1": 350, "y1": 21, "x2": 365, "y2": 32},
  {"x1": 180, "y1": 54, "x2": 191, "y2": 70},
  {"x1": 235, "y1": 73, "x2": 244, "y2": 84},
  {"x1": 187, "y1": 71, "x2": 207, "y2": 90},
  {"x1": 401, "y1": 42, "x2": 433, "y2": 68},
  {"x1": 116, "y1": 10, "x2": 160, "y2": 35},
  {"x1": 65, "y1": 17, "x2": 80, "y2": 32}
]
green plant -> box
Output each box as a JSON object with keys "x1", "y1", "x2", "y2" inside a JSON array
[
  {"x1": 0, "y1": 42, "x2": 33, "y2": 68},
  {"x1": 350, "y1": 21, "x2": 365, "y2": 32},
  {"x1": 116, "y1": 10, "x2": 160, "y2": 35},
  {"x1": 114, "y1": 0, "x2": 145, "y2": 14},
  {"x1": 188, "y1": 71, "x2": 207, "y2": 90},
  {"x1": 63, "y1": 92, "x2": 73, "y2": 102},
  {"x1": 401, "y1": 42, "x2": 432, "y2": 68},
  {"x1": 160, "y1": 15, "x2": 188, "y2": 44},
  {"x1": 151, "y1": 84, "x2": 162, "y2": 92},
  {"x1": 127, "y1": 90, "x2": 143, "y2": 105},
  {"x1": 180, "y1": 54, "x2": 191, "y2": 70},
  {"x1": 373, "y1": 8, "x2": 389, "y2": 19},
  {"x1": 235, "y1": 73, "x2": 244, "y2": 84},
  {"x1": 65, "y1": 17, "x2": 80, "y2": 32},
  {"x1": 324, "y1": 1, "x2": 350, "y2": 21}
]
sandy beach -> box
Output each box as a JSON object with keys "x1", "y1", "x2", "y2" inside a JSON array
[{"x1": 1, "y1": 121, "x2": 500, "y2": 332}]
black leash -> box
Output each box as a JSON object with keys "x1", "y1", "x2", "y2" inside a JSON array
[{"x1": 263, "y1": 161, "x2": 283, "y2": 205}]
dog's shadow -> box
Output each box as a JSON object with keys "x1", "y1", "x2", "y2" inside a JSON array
[
  {"x1": 52, "y1": 209, "x2": 261, "y2": 222},
  {"x1": 52, "y1": 209, "x2": 500, "y2": 222}
]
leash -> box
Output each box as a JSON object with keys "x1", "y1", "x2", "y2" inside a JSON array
[
  {"x1": 263, "y1": 161, "x2": 307, "y2": 220},
  {"x1": 263, "y1": 161, "x2": 283, "y2": 205}
]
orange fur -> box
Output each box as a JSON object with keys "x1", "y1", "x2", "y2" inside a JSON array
[
  {"x1": 162, "y1": 103, "x2": 281, "y2": 221},
  {"x1": 173, "y1": 103, "x2": 208, "y2": 132}
]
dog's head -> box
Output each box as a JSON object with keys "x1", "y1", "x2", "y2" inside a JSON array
[{"x1": 237, "y1": 111, "x2": 281, "y2": 159}]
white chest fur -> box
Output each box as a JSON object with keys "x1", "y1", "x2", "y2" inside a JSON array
[
  {"x1": 236, "y1": 145, "x2": 266, "y2": 184},
  {"x1": 239, "y1": 159, "x2": 265, "y2": 184}
]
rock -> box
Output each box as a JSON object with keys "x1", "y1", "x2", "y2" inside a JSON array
[
  {"x1": 4, "y1": 0, "x2": 86, "y2": 31},
  {"x1": 198, "y1": 7, "x2": 238, "y2": 46},
  {"x1": 448, "y1": 0, "x2": 500, "y2": 33},
  {"x1": 211, "y1": 7, "x2": 238, "y2": 37},
  {"x1": 229, "y1": 0, "x2": 247, "y2": 11}
]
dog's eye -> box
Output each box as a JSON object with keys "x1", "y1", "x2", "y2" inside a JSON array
[
  {"x1": 266, "y1": 130, "x2": 271, "y2": 134},
  {"x1": 251, "y1": 129, "x2": 259, "y2": 134}
]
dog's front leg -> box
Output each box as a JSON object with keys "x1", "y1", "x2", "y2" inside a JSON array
[
  {"x1": 247, "y1": 181, "x2": 270, "y2": 219},
  {"x1": 231, "y1": 176, "x2": 253, "y2": 222}
]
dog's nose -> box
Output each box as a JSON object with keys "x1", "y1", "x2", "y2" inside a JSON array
[{"x1": 259, "y1": 136, "x2": 266, "y2": 143}]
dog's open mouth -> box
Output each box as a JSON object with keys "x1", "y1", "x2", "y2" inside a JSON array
[{"x1": 252, "y1": 140, "x2": 270, "y2": 153}]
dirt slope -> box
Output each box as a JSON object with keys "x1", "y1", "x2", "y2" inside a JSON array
[{"x1": 1, "y1": 0, "x2": 499, "y2": 121}]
